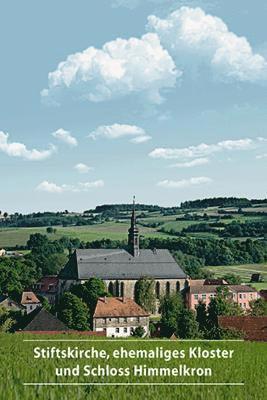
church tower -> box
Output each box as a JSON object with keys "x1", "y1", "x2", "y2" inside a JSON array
[{"x1": 128, "y1": 196, "x2": 139, "y2": 257}]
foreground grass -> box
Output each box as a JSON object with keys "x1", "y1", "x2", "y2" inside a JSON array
[{"x1": 0, "y1": 333, "x2": 266, "y2": 400}]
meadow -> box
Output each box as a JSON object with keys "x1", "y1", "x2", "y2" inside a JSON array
[
  {"x1": 205, "y1": 263, "x2": 267, "y2": 289},
  {"x1": 0, "y1": 333, "x2": 266, "y2": 400}
]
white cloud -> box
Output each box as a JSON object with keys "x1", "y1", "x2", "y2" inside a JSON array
[
  {"x1": 36, "y1": 180, "x2": 104, "y2": 193},
  {"x1": 148, "y1": 7, "x2": 267, "y2": 82},
  {"x1": 170, "y1": 157, "x2": 209, "y2": 167},
  {"x1": 149, "y1": 138, "x2": 255, "y2": 159},
  {"x1": 256, "y1": 153, "x2": 267, "y2": 159},
  {"x1": 42, "y1": 33, "x2": 179, "y2": 105},
  {"x1": 74, "y1": 163, "x2": 93, "y2": 173},
  {"x1": 52, "y1": 128, "x2": 78, "y2": 146},
  {"x1": 130, "y1": 135, "x2": 152, "y2": 144},
  {"x1": 89, "y1": 123, "x2": 151, "y2": 143},
  {"x1": 157, "y1": 176, "x2": 212, "y2": 188},
  {"x1": 0, "y1": 131, "x2": 56, "y2": 161}
]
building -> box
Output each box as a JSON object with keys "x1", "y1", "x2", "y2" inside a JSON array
[
  {"x1": 21, "y1": 291, "x2": 41, "y2": 314},
  {"x1": 0, "y1": 295, "x2": 24, "y2": 312},
  {"x1": 0, "y1": 249, "x2": 6, "y2": 257},
  {"x1": 33, "y1": 276, "x2": 59, "y2": 305},
  {"x1": 93, "y1": 297, "x2": 150, "y2": 337},
  {"x1": 186, "y1": 285, "x2": 259, "y2": 311},
  {"x1": 21, "y1": 308, "x2": 69, "y2": 333},
  {"x1": 218, "y1": 316, "x2": 267, "y2": 341},
  {"x1": 59, "y1": 199, "x2": 187, "y2": 307}
]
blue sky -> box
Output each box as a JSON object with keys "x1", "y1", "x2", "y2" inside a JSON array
[{"x1": 0, "y1": 0, "x2": 266, "y2": 213}]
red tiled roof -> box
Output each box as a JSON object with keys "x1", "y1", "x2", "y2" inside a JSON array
[
  {"x1": 218, "y1": 316, "x2": 267, "y2": 341},
  {"x1": 93, "y1": 297, "x2": 150, "y2": 318},
  {"x1": 21, "y1": 291, "x2": 40, "y2": 305},
  {"x1": 34, "y1": 276, "x2": 59, "y2": 292},
  {"x1": 189, "y1": 284, "x2": 258, "y2": 294}
]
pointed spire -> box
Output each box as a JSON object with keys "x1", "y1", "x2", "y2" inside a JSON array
[{"x1": 128, "y1": 196, "x2": 139, "y2": 257}]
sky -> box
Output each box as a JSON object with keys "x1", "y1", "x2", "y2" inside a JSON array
[{"x1": 0, "y1": 0, "x2": 267, "y2": 213}]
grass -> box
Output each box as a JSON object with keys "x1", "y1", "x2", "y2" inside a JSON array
[
  {"x1": 205, "y1": 263, "x2": 267, "y2": 289},
  {"x1": 0, "y1": 333, "x2": 266, "y2": 400},
  {"x1": 0, "y1": 222, "x2": 171, "y2": 248}
]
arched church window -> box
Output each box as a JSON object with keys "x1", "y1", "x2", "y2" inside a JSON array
[
  {"x1": 176, "y1": 281, "x2": 180, "y2": 292},
  {"x1": 156, "y1": 281, "x2": 160, "y2": 298},
  {"x1": 108, "y1": 282, "x2": 114, "y2": 295},
  {"x1": 120, "y1": 282, "x2": 125, "y2": 297},
  {"x1": 115, "y1": 280, "x2": 120, "y2": 296},
  {"x1": 166, "y1": 281, "x2": 170, "y2": 296}
]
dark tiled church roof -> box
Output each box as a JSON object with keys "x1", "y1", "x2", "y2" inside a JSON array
[
  {"x1": 22, "y1": 308, "x2": 68, "y2": 331},
  {"x1": 59, "y1": 248, "x2": 186, "y2": 280}
]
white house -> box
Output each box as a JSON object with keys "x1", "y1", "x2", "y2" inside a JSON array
[{"x1": 93, "y1": 297, "x2": 150, "y2": 338}]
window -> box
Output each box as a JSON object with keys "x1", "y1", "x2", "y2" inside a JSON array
[
  {"x1": 124, "y1": 317, "x2": 127, "y2": 323},
  {"x1": 243, "y1": 303, "x2": 246, "y2": 308},
  {"x1": 166, "y1": 282, "x2": 170, "y2": 296},
  {"x1": 123, "y1": 327, "x2": 127, "y2": 333},
  {"x1": 202, "y1": 294, "x2": 206, "y2": 301},
  {"x1": 155, "y1": 281, "x2": 160, "y2": 298},
  {"x1": 116, "y1": 328, "x2": 120, "y2": 333},
  {"x1": 109, "y1": 318, "x2": 112, "y2": 322},
  {"x1": 243, "y1": 294, "x2": 246, "y2": 299},
  {"x1": 176, "y1": 281, "x2": 180, "y2": 292},
  {"x1": 250, "y1": 294, "x2": 253, "y2": 299},
  {"x1": 239, "y1": 293, "x2": 242, "y2": 299},
  {"x1": 30, "y1": 305, "x2": 33, "y2": 310},
  {"x1": 130, "y1": 327, "x2": 134, "y2": 333},
  {"x1": 194, "y1": 294, "x2": 198, "y2": 300}
]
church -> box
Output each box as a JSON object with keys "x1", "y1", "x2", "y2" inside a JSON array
[{"x1": 58, "y1": 200, "x2": 187, "y2": 300}]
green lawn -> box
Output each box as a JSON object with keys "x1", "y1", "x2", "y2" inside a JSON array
[
  {"x1": 0, "y1": 333, "x2": 266, "y2": 400},
  {"x1": 205, "y1": 263, "x2": 267, "y2": 289}
]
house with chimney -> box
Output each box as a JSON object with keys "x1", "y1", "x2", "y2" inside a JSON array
[
  {"x1": 21, "y1": 291, "x2": 41, "y2": 314},
  {"x1": 93, "y1": 297, "x2": 150, "y2": 337}
]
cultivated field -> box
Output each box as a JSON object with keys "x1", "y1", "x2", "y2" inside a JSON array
[
  {"x1": 0, "y1": 333, "x2": 266, "y2": 400},
  {"x1": 205, "y1": 263, "x2": 267, "y2": 289}
]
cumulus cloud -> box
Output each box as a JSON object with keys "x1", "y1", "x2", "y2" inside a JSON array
[
  {"x1": 157, "y1": 176, "x2": 212, "y2": 188},
  {"x1": 149, "y1": 138, "x2": 255, "y2": 159},
  {"x1": 170, "y1": 157, "x2": 209, "y2": 167},
  {"x1": 148, "y1": 7, "x2": 267, "y2": 82},
  {"x1": 41, "y1": 33, "x2": 179, "y2": 105},
  {"x1": 89, "y1": 123, "x2": 151, "y2": 143},
  {"x1": 0, "y1": 131, "x2": 56, "y2": 161},
  {"x1": 74, "y1": 163, "x2": 93, "y2": 173},
  {"x1": 130, "y1": 135, "x2": 152, "y2": 144},
  {"x1": 36, "y1": 180, "x2": 104, "y2": 193},
  {"x1": 256, "y1": 153, "x2": 267, "y2": 159},
  {"x1": 52, "y1": 128, "x2": 78, "y2": 146}
]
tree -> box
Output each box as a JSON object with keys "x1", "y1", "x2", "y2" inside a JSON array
[
  {"x1": 135, "y1": 277, "x2": 156, "y2": 314},
  {"x1": 176, "y1": 309, "x2": 199, "y2": 339},
  {"x1": 132, "y1": 326, "x2": 145, "y2": 337},
  {"x1": 196, "y1": 302, "x2": 207, "y2": 333},
  {"x1": 70, "y1": 278, "x2": 107, "y2": 314},
  {"x1": 46, "y1": 227, "x2": 54, "y2": 234},
  {"x1": 160, "y1": 294, "x2": 184, "y2": 336},
  {"x1": 250, "y1": 298, "x2": 267, "y2": 316},
  {"x1": 222, "y1": 273, "x2": 242, "y2": 285},
  {"x1": 57, "y1": 293, "x2": 89, "y2": 331}
]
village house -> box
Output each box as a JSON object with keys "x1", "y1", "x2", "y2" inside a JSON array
[
  {"x1": 21, "y1": 291, "x2": 41, "y2": 314},
  {"x1": 58, "y1": 200, "x2": 187, "y2": 310},
  {"x1": 0, "y1": 295, "x2": 24, "y2": 312},
  {"x1": 32, "y1": 276, "x2": 59, "y2": 305},
  {"x1": 93, "y1": 297, "x2": 150, "y2": 337},
  {"x1": 21, "y1": 308, "x2": 69, "y2": 333},
  {"x1": 186, "y1": 285, "x2": 259, "y2": 311}
]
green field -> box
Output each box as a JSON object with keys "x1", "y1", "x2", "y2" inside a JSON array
[
  {"x1": 0, "y1": 333, "x2": 266, "y2": 400},
  {"x1": 205, "y1": 263, "x2": 267, "y2": 289},
  {"x1": 0, "y1": 222, "x2": 169, "y2": 248}
]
